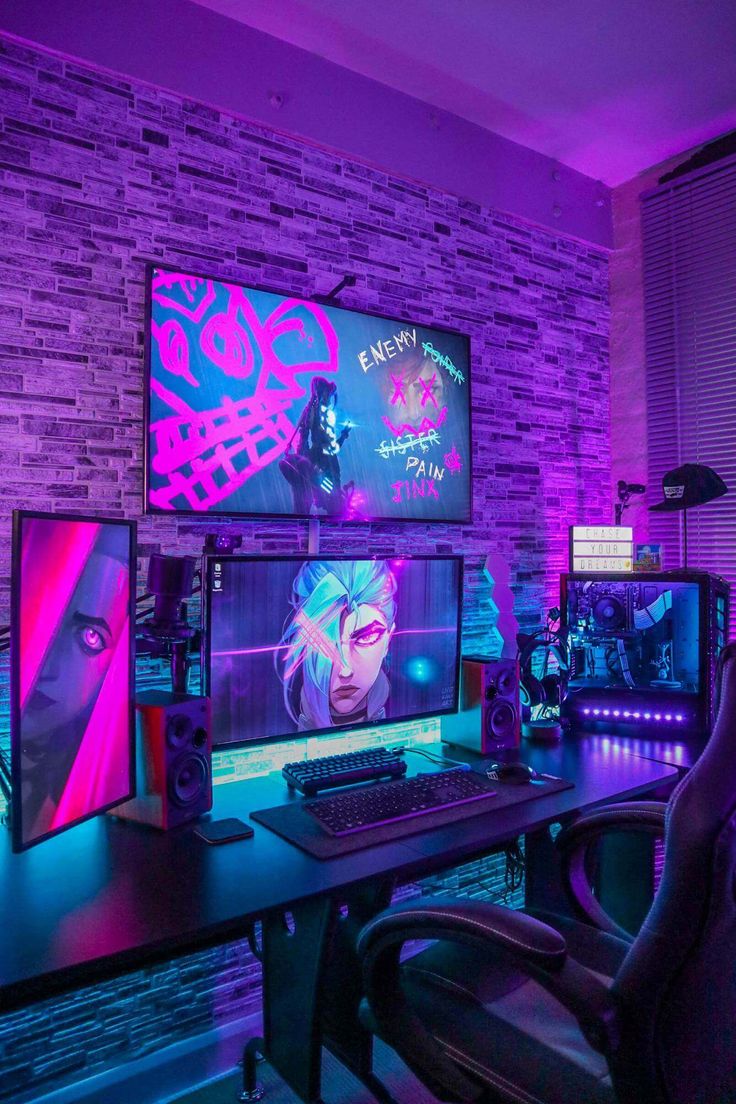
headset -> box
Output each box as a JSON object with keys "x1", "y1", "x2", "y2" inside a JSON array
[{"x1": 516, "y1": 609, "x2": 571, "y2": 715}]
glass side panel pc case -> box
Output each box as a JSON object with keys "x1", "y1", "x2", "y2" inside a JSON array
[
  {"x1": 204, "y1": 555, "x2": 463, "y2": 748},
  {"x1": 144, "y1": 265, "x2": 471, "y2": 523},
  {"x1": 561, "y1": 571, "x2": 729, "y2": 735},
  {"x1": 10, "y1": 511, "x2": 136, "y2": 851}
]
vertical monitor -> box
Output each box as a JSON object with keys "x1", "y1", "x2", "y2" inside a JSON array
[
  {"x1": 10, "y1": 512, "x2": 136, "y2": 851},
  {"x1": 145, "y1": 266, "x2": 472, "y2": 523},
  {"x1": 205, "y1": 555, "x2": 463, "y2": 747}
]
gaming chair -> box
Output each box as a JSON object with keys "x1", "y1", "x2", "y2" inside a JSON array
[{"x1": 357, "y1": 642, "x2": 736, "y2": 1104}]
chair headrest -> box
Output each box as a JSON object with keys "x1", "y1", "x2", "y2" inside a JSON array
[{"x1": 714, "y1": 640, "x2": 736, "y2": 720}]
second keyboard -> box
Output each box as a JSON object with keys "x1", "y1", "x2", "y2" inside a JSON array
[{"x1": 282, "y1": 746, "x2": 407, "y2": 796}]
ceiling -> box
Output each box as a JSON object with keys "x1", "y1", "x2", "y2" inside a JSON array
[{"x1": 192, "y1": 0, "x2": 736, "y2": 186}]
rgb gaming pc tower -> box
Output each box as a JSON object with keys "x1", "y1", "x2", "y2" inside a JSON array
[{"x1": 562, "y1": 571, "x2": 729, "y2": 735}]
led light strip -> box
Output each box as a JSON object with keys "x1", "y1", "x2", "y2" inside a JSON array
[{"x1": 581, "y1": 707, "x2": 685, "y2": 723}]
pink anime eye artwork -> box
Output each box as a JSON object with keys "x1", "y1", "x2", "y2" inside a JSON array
[
  {"x1": 146, "y1": 267, "x2": 471, "y2": 522},
  {"x1": 12, "y1": 515, "x2": 133, "y2": 850}
]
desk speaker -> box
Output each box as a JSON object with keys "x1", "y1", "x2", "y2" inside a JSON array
[
  {"x1": 112, "y1": 691, "x2": 212, "y2": 829},
  {"x1": 441, "y1": 657, "x2": 521, "y2": 755}
]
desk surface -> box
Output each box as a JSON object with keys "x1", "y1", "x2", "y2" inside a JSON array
[{"x1": 0, "y1": 736, "x2": 678, "y2": 1013}]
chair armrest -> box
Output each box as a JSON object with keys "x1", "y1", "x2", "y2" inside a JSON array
[
  {"x1": 357, "y1": 898, "x2": 618, "y2": 1102},
  {"x1": 556, "y1": 801, "x2": 667, "y2": 941},
  {"x1": 359, "y1": 897, "x2": 567, "y2": 969}
]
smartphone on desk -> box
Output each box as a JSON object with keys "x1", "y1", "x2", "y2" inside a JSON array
[{"x1": 194, "y1": 818, "x2": 255, "y2": 845}]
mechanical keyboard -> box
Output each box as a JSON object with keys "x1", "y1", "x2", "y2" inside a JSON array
[
  {"x1": 282, "y1": 746, "x2": 407, "y2": 796},
  {"x1": 303, "y1": 767, "x2": 498, "y2": 836}
]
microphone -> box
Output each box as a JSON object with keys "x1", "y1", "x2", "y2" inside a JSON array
[{"x1": 618, "y1": 480, "x2": 646, "y2": 496}]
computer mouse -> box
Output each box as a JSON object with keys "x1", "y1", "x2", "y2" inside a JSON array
[{"x1": 487, "y1": 761, "x2": 539, "y2": 785}]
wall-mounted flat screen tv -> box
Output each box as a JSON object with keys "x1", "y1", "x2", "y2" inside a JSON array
[
  {"x1": 145, "y1": 266, "x2": 471, "y2": 523},
  {"x1": 10, "y1": 511, "x2": 136, "y2": 851},
  {"x1": 204, "y1": 555, "x2": 463, "y2": 748}
]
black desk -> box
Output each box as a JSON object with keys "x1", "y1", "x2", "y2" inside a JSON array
[{"x1": 0, "y1": 737, "x2": 679, "y2": 1101}]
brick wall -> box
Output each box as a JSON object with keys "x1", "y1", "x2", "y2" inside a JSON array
[{"x1": 0, "y1": 35, "x2": 610, "y2": 1101}]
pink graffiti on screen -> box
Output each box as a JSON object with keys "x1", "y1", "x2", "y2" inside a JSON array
[
  {"x1": 149, "y1": 273, "x2": 340, "y2": 511},
  {"x1": 389, "y1": 373, "x2": 407, "y2": 407},
  {"x1": 213, "y1": 623, "x2": 454, "y2": 661},
  {"x1": 151, "y1": 318, "x2": 197, "y2": 388},
  {"x1": 391, "y1": 479, "x2": 440, "y2": 503},
  {"x1": 152, "y1": 270, "x2": 216, "y2": 322},
  {"x1": 214, "y1": 622, "x2": 454, "y2": 661},
  {"x1": 199, "y1": 285, "x2": 259, "y2": 380},
  {"x1": 418, "y1": 373, "x2": 440, "y2": 409},
  {"x1": 19, "y1": 518, "x2": 131, "y2": 841},
  {"x1": 283, "y1": 609, "x2": 340, "y2": 678},
  {"x1": 382, "y1": 407, "x2": 448, "y2": 438},
  {"x1": 444, "y1": 444, "x2": 463, "y2": 474}
]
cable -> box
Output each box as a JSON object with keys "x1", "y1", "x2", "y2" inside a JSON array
[
  {"x1": 390, "y1": 745, "x2": 471, "y2": 770},
  {"x1": 504, "y1": 840, "x2": 525, "y2": 893}
]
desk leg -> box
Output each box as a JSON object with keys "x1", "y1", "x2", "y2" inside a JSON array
[
  {"x1": 242, "y1": 897, "x2": 334, "y2": 1104},
  {"x1": 320, "y1": 879, "x2": 398, "y2": 1104},
  {"x1": 524, "y1": 823, "x2": 577, "y2": 918}
]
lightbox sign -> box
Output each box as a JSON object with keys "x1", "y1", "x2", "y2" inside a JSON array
[{"x1": 569, "y1": 525, "x2": 633, "y2": 573}]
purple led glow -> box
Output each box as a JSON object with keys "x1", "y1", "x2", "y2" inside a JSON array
[{"x1": 580, "y1": 703, "x2": 687, "y2": 724}]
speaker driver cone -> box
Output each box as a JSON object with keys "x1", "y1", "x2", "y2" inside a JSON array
[
  {"x1": 169, "y1": 754, "x2": 209, "y2": 807},
  {"x1": 487, "y1": 700, "x2": 516, "y2": 738},
  {"x1": 166, "y1": 713, "x2": 194, "y2": 749},
  {"x1": 496, "y1": 669, "x2": 517, "y2": 696}
]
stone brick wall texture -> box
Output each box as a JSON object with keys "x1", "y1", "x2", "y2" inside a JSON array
[{"x1": 0, "y1": 35, "x2": 610, "y2": 1101}]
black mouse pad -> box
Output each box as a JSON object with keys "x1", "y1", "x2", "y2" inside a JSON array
[{"x1": 250, "y1": 772, "x2": 574, "y2": 860}]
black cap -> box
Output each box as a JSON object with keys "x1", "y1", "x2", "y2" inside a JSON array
[{"x1": 649, "y1": 463, "x2": 727, "y2": 512}]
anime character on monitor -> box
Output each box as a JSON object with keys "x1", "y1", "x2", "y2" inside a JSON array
[
  {"x1": 278, "y1": 376, "x2": 355, "y2": 516},
  {"x1": 278, "y1": 559, "x2": 397, "y2": 730},
  {"x1": 14, "y1": 517, "x2": 132, "y2": 847}
]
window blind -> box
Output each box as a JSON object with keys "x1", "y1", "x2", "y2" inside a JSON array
[{"x1": 642, "y1": 153, "x2": 736, "y2": 633}]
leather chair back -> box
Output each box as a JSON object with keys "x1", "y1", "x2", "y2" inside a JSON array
[{"x1": 612, "y1": 642, "x2": 736, "y2": 1104}]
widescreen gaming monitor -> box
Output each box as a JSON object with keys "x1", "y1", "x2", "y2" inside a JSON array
[
  {"x1": 145, "y1": 266, "x2": 471, "y2": 522},
  {"x1": 10, "y1": 512, "x2": 136, "y2": 851},
  {"x1": 205, "y1": 556, "x2": 463, "y2": 747}
]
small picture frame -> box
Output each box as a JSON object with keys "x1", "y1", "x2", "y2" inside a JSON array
[{"x1": 634, "y1": 543, "x2": 664, "y2": 572}]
